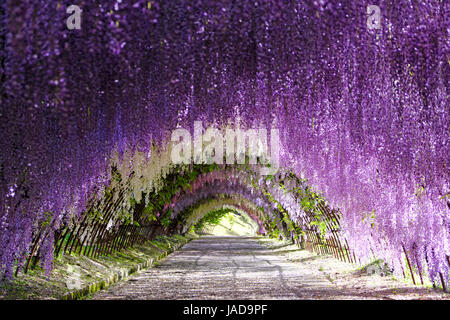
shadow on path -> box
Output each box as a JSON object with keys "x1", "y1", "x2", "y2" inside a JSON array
[{"x1": 92, "y1": 236, "x2": 449, "y2": 300}]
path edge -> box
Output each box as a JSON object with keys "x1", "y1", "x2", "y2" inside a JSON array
[{"x1": 60, "y1": 235, "x2": 196, "y2": 300}]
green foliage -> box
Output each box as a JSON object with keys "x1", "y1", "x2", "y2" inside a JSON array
[
  {"x1": 118, "y1": 209, "x2": 134, "y2": 225},
  {"x1": 160, "y1": 210, "x2": 172, "y2": 228},
  {"x1": 193, "y1": 208, "x2": 234, "y2": 232},
  {"x1": 40, "y1": 212, "x2": 53, "y2": 229},
  {"x1": 141, "y1": 204, "x2": 157, "y2": 222},
  {"x1": 129, "y1": 196, "x2": 136, "y2": 207}
]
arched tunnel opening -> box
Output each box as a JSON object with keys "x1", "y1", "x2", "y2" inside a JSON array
[
  {"x1": 0, "y1": 0, "x2": 448, "y2": 302},
  {"x1": 45, "y1": 158, "x2": 356, "y2": 271}
]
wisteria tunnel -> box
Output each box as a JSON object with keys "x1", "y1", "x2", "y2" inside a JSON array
[{"x1": 0, "y1": 0, "x2": 449, "y2": 300}]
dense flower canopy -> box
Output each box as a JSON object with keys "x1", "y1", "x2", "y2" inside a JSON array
[{"x1": 0, "y1": 1, "x2": 448, "y2": 285}]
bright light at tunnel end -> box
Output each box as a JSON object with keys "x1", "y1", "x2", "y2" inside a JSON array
[{"x1": 170, "y1": 121, "x2": 280, "y2": 176}]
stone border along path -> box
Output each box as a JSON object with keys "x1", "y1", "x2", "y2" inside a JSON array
[
  {"x1": 91, "y1": 236, "x2": 450, "y2": 300},
  {"x1": 62, "y1": 235, "x2": 195, "y2": 300}
]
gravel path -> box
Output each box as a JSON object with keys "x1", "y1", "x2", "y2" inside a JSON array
[{"x1": 92, "y1": 236, "x2": 449, "y2": 300}]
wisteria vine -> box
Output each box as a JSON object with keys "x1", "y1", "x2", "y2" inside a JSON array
[{"x1": 0, "y1": 1, "x2": 448, "y2": 287}]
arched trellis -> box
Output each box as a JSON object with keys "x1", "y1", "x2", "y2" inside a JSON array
[
  {"x1": 23, "y1": 164, "x2": 357, "y2": 275},
  {"x1": 18, "y1": 159, "x2": 447, "y2": 291},
  {"x1": 176, "y1": 197, "x2": 267, "y2": 234}
]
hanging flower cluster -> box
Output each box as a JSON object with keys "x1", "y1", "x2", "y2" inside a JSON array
[{"x1": 0, "y1": 1, "x2": 448, "y2": 285}]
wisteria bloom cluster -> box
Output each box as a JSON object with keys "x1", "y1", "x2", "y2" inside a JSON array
[{"x1": 0, "y1": 1, "x2": 448, "y2": 286}]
